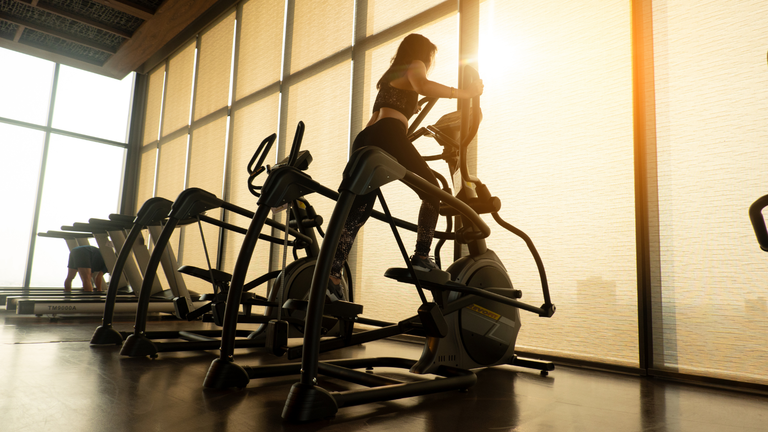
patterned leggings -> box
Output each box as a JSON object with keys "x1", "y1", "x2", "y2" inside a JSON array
[{"x1": 330, "y1": 118, "x2": 440, "y2": 278}]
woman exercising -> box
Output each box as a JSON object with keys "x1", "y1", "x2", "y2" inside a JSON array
[{"x1": 328, "y1": 33, "x2": 484, "y2": 294}]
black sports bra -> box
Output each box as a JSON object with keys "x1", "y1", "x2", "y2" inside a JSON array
[{"x1": 372, "y1": 81, "x2": 418, "y2": 120}]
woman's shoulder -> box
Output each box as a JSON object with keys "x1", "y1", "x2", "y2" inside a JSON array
[{"x1": 408, "y1": 59, "x2": 427, "y2": 69}]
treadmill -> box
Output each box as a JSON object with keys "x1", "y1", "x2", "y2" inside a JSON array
[{"x1": 12, "y1": 209, "x2": 205, "y2": 316}]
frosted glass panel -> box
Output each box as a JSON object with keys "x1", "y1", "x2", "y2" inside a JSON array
[
  {"x1": 143, "y1": 65, "x2": 166, "y2": 145},
  {"x1": 476, "y1": 0, "x2": 636, "y2": 365},
  {"x1": 52, "y1": 66, "x2": 134, "y2": 143},
  {"x1": 283, "y1": 61, "x2": 352, "y2": 239},
  {"x1": 223, "y1": 92, "x2": 280, "y2": 288},
  {"x1": 236, "y1": 0, "x2": 285, "y2": 99},
  {"x1": 136, "y1": 144, "x2": 157, "y2": 208},
  {"x1": 193, "y1": 11, "x2": 235, "y2": 121},
  {"x1": 155, "y1": 134, "x2": 188, "y2": 201},
  {"x1": 188, "y1": 114, "x2": 228, "y2": 193},
  {"x1": 288, "y1": 0, "x2": 354, "y2": 73},
  {"x1": 0, "y1": 124, "x2": 44, "y2": 287},
  {"x1": 653, "y1": 0, "x2": 768, "y2": 383},
  {"x1": 361, "y1": 0, "x2": 446, "y2": 36},
  {"x1": 30, "y1": 135, "x2": 126, "y2": 287},
  {"x1": 161, "y1": 41, "x2": 196, "y2": 137}
]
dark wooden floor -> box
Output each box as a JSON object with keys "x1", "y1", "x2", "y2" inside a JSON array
[{"x1": 2, "y1": 309, "x2": 767, "y2": 432}]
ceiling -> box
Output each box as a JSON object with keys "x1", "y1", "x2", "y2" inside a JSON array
[{"x1": 0, "y1": 0, "x2": 238, "y2": 79}]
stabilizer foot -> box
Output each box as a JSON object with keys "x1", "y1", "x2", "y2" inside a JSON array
[
  {"x1": 203, "y1": 358, "x2": 250, "y2": 390},
  {"x1": 282, "y1": 382, "x2": 338, "y2": 422},
  {"x1": 120, "y1": 333, "x2": 159, "y2": 358},
  {"x1": 90, "y1": 325, "x2": 124, "y2": 346}
]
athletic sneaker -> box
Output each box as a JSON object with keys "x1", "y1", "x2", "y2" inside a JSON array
[
  {"x1": 410, "y1": 254, "x2": 440, "y2": 272},
  {"x1": 327, "y1": 278, "x2": 346, "y2": 302}
]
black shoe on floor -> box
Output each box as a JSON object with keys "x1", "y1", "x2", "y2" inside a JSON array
[{"x1": 410, "y1": 254, "x2": 439, "y2": 272}]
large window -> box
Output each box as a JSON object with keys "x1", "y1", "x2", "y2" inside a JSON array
[
  {"x1": 0, "y1": 47, "x2": 134, "y2": 288},
  {"x1": 477, "y1": 0, "x2": 637, "y2": 366},
  {"x1": 652, "y1": 0, "x2": 768, "y2": 385}
]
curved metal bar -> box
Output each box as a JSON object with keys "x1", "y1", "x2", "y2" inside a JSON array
[
  {"x1": 218, "y1": 204, "x2": 272, "y2": 360},
  {"x1": 93, "y1": 197, "x2": 172, "y2": 345},
  {"x1": 749, "y1": 194, "x2": 768, "y2": 251},
  {"x1": 287, "y1": 121, "x2": 305, "y2": 167},
  {"x1": 401, "y1": 170, "x2": 490, "y2": 242},
  {"x1": 492, "y1": 212, "x2": 552, "y2": 306},
  {"x1": 408, "y1": 97, "x2": 439, "y2": 136},
  {"x1": 299, "y1": 190, "x2": 356, "y2": 385},
  {"x1": 90, "y1": 222, "x2": 143, "y2": 344},
  {"x1": 129, "y1": 217, "x2": 179, "y2": 335},
  {"x1": 459, "y1": 66, "x2": 482, "y2": 183}
]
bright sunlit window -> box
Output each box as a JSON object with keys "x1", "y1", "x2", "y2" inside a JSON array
[
  {"x1": 0, "y1": 48, "x2": 55, "y2": 125},
  {"x1": 0, "y1": 123, "x2": 45, "y2": 286},
  {"x1": 477, "y1": 0, "x2": 531, "y2": 89},
  {"x1": 52, "y1": 65, "x2": 135, "y2": 143},
  {"x1": 0, "y1": 47, "x2": 134, "y2": 288}
]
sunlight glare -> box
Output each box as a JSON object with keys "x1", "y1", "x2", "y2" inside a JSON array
[{"x1": 477, "y1": 0, "x2": 529, "y2": 88}]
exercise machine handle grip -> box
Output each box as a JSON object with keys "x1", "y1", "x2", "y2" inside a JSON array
[
  {"x1": 287, "y1": 121, "x2": 305, "y2": 167},
  {"x1": 749, "y1": 194, "x2": 768, "y2": 251},
  {"x1": 247, "y1": 134, "x2": 276, "y2": 197},
  {"x1": 459, "y1": 66, "x2": 482, "y2": 183},
  {"x1": 459, "y1": 66, "x2": 481, "y2": 148},
  {"x1": 247, "y1": 134, "x2": 276, "y2": 176}
]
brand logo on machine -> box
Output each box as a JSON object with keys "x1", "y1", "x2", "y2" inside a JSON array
[
  {"x1": 467, "y1": 304, "x2": 500, "y2": 321},
  {"x1": 48, "y1": 305, "x2": 77, "y2": 311}
]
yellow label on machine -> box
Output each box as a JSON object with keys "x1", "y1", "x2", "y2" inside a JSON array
[{"x1": 466, "y1": 304, "x2": 500, "y2": 321}]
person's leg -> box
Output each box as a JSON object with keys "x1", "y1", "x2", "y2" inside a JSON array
[
  {"x1": 64, "y1": 268, "x2": 78, "y2": 291},
  {"x1": 93, "y1": 271, "x2": 105, "y2": 292},
  {"x1": 77, "y1": 268, "x2": 94, "y2": 292},
  {"x1": 414, "y1": 200, "x2": 439, "y2": 257},
  {"x1": 330, "y1": 192, "x2": 377, "y2": 283},
  {"x1": 371, "y1": 119, "x2": 441, "y2": 259}
]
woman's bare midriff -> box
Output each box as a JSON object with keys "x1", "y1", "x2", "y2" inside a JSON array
[{"x1": 374, "y1": 107, "x2": 409, "y2": 129}]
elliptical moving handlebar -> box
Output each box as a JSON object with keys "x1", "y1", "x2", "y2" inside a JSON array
[
  {"x1": 749, "y1": 195, "x2": 768, "y2": 252},
  {"x1": 459, "y1": 66, "x2": 482, "y2": 183}
]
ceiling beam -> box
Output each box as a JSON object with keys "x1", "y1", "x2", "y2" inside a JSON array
[
  {"x1": 103, "y1": 0, "x2": 230, "y2": 79},
  {"x1": 13, "y1": 23, "x2": 24, "y2": 42},
  {"x1": 89, "y1": 0, "x2": 155, "y2": 21}
]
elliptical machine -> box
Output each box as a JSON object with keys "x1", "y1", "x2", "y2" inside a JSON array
[
  {"x1": 274, "y1": 66, "x2": 555, "y2": 422},
  {"x1": 116, "y1": 124, "x2": 355, "y2": 358},
  {"x1": 205, "y1": 66, "x2": 556, "y2": 422}
]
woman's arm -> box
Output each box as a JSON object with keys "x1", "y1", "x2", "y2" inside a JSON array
[{"x1": 405, "y1": 60, "x2": 484, "y2": 99}]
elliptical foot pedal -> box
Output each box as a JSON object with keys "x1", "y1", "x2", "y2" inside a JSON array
[
  {"x1": 384, "y1": 267, "x2": 450, "y2": 285},
  {"x1": 266, "y1": 319, "x2": 289, "y2": 356},
  {"x1": 283, "y1": 299, "x2": 363, "y2": 318}
]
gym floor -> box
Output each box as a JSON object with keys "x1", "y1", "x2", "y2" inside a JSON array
[{"x1": 1, "y1": 309, "x2": 766, "y2": 432}]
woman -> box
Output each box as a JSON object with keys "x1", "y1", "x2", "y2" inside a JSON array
[{"x1": 329, "y1": 33, "x2": 484, "y2": 295}]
